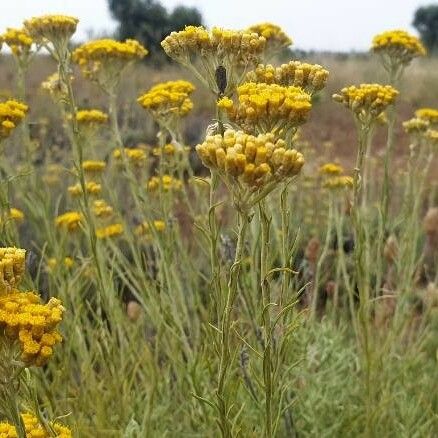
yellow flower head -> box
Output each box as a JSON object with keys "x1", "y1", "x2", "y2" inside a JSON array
[
  {"x1": 137, "y1": 80, "x2": 195, "y2": 122},
  {"x1": 147, "y1": 175, "x2": 183, "y2": 192},
  {"x1": 0, "y1": 292, "x2": 64, "y2": 366},
  {"x1": 161, "y1": 26, "x2": 266, "y2": 94},
  {"x1": 96, "y1": 223, "x2": 124, "y2": 239},
  {"x1": 113, "y1": 147, "x2": 147, "y2": 167},
  {"x1": 196, "y1": 129, "x2": 305, "y2": 189},
  {"x1": 153, "y1": 143, "x2": 177, "y2": 157},
  {"x1": 55, "y1": 211, "x2": 82, "y2": 232},
  {"x1": 82, "y1": 160, "x2": 106, "y2": 173},
  {"x1": 72, "y1": 39, "x2": 148, "y2": 91},
  {"x1": 135, "y1": 220, "x2": 166, "y2": 236},
  {"x1": 0, "y1": 27, "x2": 33, "y2": 59},
  {"x1": 333, "y1": 84, "x2": 398, "y2": 125},
  {"x1": 68, "y1": 181, "x2": 101, "y2": 197},
  {"x1": 425, "y1": 129, "x2": 438, "y2": 146},
  {"x1": 0, "y1": 247, "x2": 26, "y2": 295},
  {"x1": 246, "y1": 61, "x2": 329, "y2": 95},
  {"x1": 403, "y1": 117, "x2": 430, "y2": 135},
  {"x1": 76, "y1": 109, "x2": 108, "y2": 125},
  {"x1": 415, "y1": 108, "x2": 438, "y2": 127},
  {"x1": 47, "y1": 257, "x2": 75, "y2": 272},
  {"x1": 23, "y1": 15, "x2": 78, "y2": 49},
  {"x1": 247, "y1": 22, "x2": 292, "y2": 55},
  {"x1": 0, "y1": 208, "x2": 25, "y2": 224},
  {"x1": 319, "y1": 163, "x2": 344, "y2": 176},
  {"x1": 0, "y1": 413, "x2": 72, "y2": 437},
  {"x1": 218, "y1": 82, "x2": 312, "y2": 137},
  {"x1": 372, "y1": 29, "x2": 426, "y2": 66},
  {"x1": 92, "y1": 199, "x2": 114, "y2": 218},
  {"x1": 323, "y1": 175, "x2": 354, "y2": 190},
  {"x1": 0, "y1": 99, "x2": 28, "y2": 140}
]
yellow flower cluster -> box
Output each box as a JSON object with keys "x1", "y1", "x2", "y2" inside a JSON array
[
  {"x1": 153, "y1": 144, "x2": 176, "y2": 157},
  {"x1": 0, "y1": 248, "x2": 26, "y2": 295},
  {"x1": 218, "y1": 83, "x2": 312, "y2": 135},
  {"x1": 246, "y1": 61, "x2": 329, "y2": 94},
  {"x1": 113, "y1": 148, "x2": 147, "y2": 167},
  {"x1": 333, "y1": 84, "x2": 398, "y2": 123},
  {"x1": 425, "y1": 129, "x2": 438, "y2": 146},
  {"x1": 372, "y1": 29, "x2": 426, "y2": 64},
  {"x1": 135, "y1": 220, "x2": 166, "y2": 236},
  {"x1": 319, "y1": 163, "x2": 344, "y2": 176},
  {"x1": 161, "y1": 26, "x2": 266, "y2": 94},
  {"x1": 47, "y1": 257, "x2": 75, "y2": 271},
  {"x1": 0, "y1": 292, "x2": 64, "y2": 366},
  {"x1": 0, "y1": 28, "x2": 33, "y2": 57},
  {"x1": 137, "y1": 80, "x2": 195, "y2": 119},
  {"x1": 415, "y1": 108, "x2": 438, "y2": 126},
  {"x1": 0, "y1": 208, "x2": 25, "y2": 224},
  {"x1": 0, "y1": 413, "x2": 71, "y2": 437},
  {"x1": 0, "y1": 99, "x2": 28, "y2": 140},
  {"x1": 82, "y1": 160, "x2": 106, "y2": 173},
  {"x1": 196, "y1": 129, "x2": 304, "y2": 188},
  {"x1": 323, "y1": 175, "x2": 354, "y2": 190},
  {"x1": 93, "y1": 199, "x2": 113, "y2": 218},
  {"x1": 68, "y1": 181, "x2": 101, "y2": 197},
  {"x1": 23, "y1": 15, "x2": 78, "y2": 44},
  {"x1": 72, "y1": 39, "x2": 147, "y2": 88},
  {"x1": 96, "y1": 223, "x2": 123, "y2": 239},
  {"x1": 55, "y1": 211, "x2": 82, "y2": 232},
  {"x1": 76, "y1": 109, "x2": 108, "y2": 125},
  {"x1": 402, "y1": 117, "x2": 429, "y2": 135},
  {"x1": 147, "y1": 175, "x2": 183, "y2": 192},
  {"x1": 247, "y1": 22, "x2": 292, "y2": 53}
]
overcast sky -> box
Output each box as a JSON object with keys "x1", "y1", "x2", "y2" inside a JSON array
[{"x1": 0, "y1": 0, "x2": 432, "y2": 51}]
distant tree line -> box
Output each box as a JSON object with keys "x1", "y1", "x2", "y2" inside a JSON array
[
  {"x1": 108, "y1": 0, "x2": 203, "y2": 62},
  {"x1": 413, "y1": 4, "x2": 438, "y2": 54}
]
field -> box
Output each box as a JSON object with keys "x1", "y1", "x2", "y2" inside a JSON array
[{"x1": 0, "y1": 19, "x2": 437, "y2": 437}]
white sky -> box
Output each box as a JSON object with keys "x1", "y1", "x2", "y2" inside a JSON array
[{"x1": 0, "y1": 0, "x2": 430, "y2": 51}]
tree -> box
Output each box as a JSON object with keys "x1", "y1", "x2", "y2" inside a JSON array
[
  {"x1": 108, "y1": 0, "x2": 203, "y2": 61},
  {"x1": 413, "y1": 4, "x2": 438, "y2": 54}
]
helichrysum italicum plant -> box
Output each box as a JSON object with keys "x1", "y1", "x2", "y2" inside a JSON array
[
  {"x1": 246, "y1": 61, "x2": 329, "y2": 94},
  {"x1": 113, "y1": 147, "x2": 147, "y2": 168},
  {"x1": 415, "y1": 107, "x2": 438, "y2": 127},
  {"x1": 95, "y1": 223, "x2": 123, "y2": 239},
  {"x1": 0, "y1": 100, "x2": 28, "y2": 141},
  {"x1": 55, "y1": 211, "x2": 83, "y2": 232},
  {"x1": 92, "y1": 199, "x2": 114, "y2": 218},
  {"x1": 82, "y1": 160, "x2": 106, "y2": 174},
  {"x1": 161, "y1": 26, "x2": 266, "y2": 95},
  {"x1": 319, "y1": 162, "x2": 344, "y2": 176},
  {"x1": 72, "y1": 38, "x2": 148, "y2": 94},
  {"x1": 371, "y1": 29, "x2": 426, "y2": 79},
  {"x1": 68, "y1": 181, "x2": 102, "y2": 197},
  {"x1": 0, "y1": 27, "x2": 36, "y2": 70},
  {"x1": 247, "y1": 22, "x2": 292, "y2": 57},
  {"x1": 218, "y1": 82, "x2": 312, "y2": 139}
]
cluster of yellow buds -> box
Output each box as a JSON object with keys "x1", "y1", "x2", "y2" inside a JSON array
[
  {"x1": 415, "y1": 108, "x2": 438, "y2": 127},
  {"x1": 323, "y1": 175, "x2": 354, "y2": 190},
  {"x1": 76, "y1": 109, "x2": 108, "y2": 125},
  {"x1": 0, "y1": 247, "x2": 65, "y2": 367},
  {"x1": 137, "y1": 80, "x2": 195, "y2": 124},
  {"x1": 333, "y1": 84, "x2": 398, "y2": 125},
  {"x1": 23, "y1": 15, "x2": 78, "y2": 58},
  {"x1": 247, "y1": 22, "x2": 292, "y2": 55},
  {"x1": 196, "y1": 129, "x2": 304, "y2": 190},
  {"x1": 96, "y1": 223, "x2": 123, "y2": 239},
  {"x1": 93, "y1": 199, "x2": 114, "y2": 218},
  {"x1": 113, "y1": 147, "x2": 147, "y2": 167},
  {"x1": 55, "y1": 211, "x2": 82, "y2": 232},
  {"x1": 403, "y1": 117, "x2": 430, "y2": 135},
  {"x1": 218, "y1": 83, "x2": 312, "y2": 137},
  {"x1": 82, "y1": 160, "x2": 106, "y2": 174},
  {"x1": 246, "y1": 61, "x2": 329, "y2": 95},
  {"x1": 72, "y1": 39, "x2": 148, "y2": 92},
  {"x1": 135, "y1": 220, "x2": 166, "y2": 236},
  {"x1": 47, "y1": 256, "x2": 75, "y2": 271},
  {"x1": 0, "y1": 413, "x2": 71, "y2": 437},
  {"x1": 147, "y1": 175, "x2": 183, "y2": 192},
  {"x1": 0, "y1": 99, "x2": 28, "y2": 140},
  {"x1": 161, "y1": 26, "x2": 266, "y2": 94},
  {"x1": 0, "y1": 27, "x2": 33, "y2": 59},
  {"x1": 319, "y1": 163, "x2": 344, "y2": 176},
  {"x1": 425, "y1": 129, "x2": 438, "y2": 146},
  {"x1": 67, "y1": 181, "x2": 102, "y2": 197},
  {"x1": 0, "y1": 248, "x2": 26, "y2": 295},
  {"x1": 153, "y1": 143, "x2": 176, "y2": 157},
  {"x1": 371, "y1": 29, "x2": 426, "y2": 67},
  {"x1": 0, "y1": 208, "x2": 25, "y2": 224}
]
